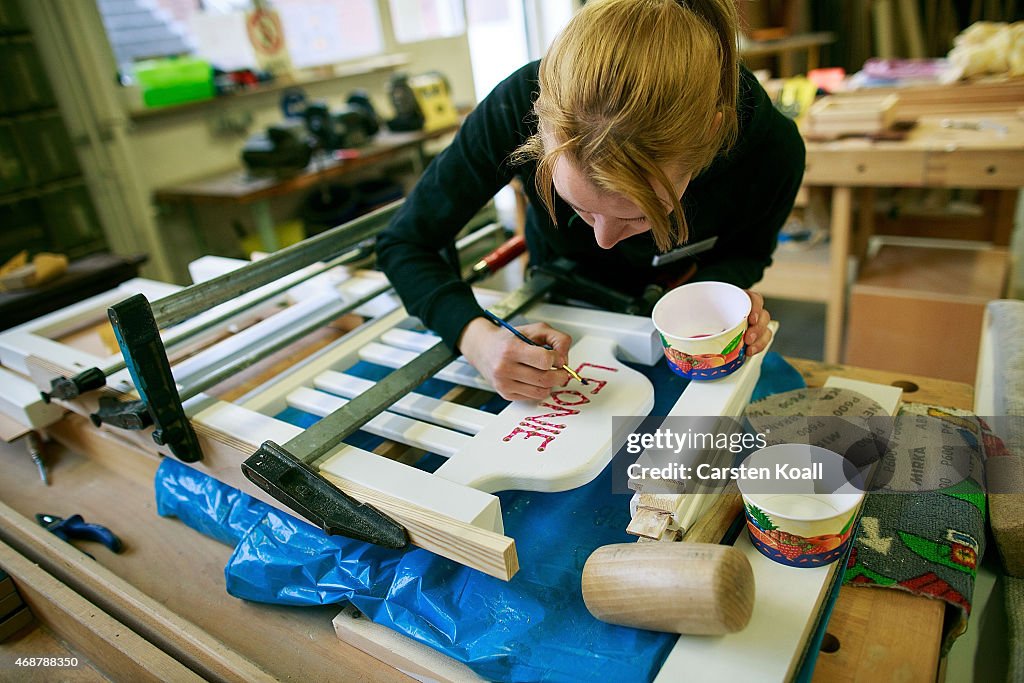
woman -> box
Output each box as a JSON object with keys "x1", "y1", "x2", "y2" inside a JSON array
[{"x1": 377, "y1": 0, "x2": 805, "y2": 401}]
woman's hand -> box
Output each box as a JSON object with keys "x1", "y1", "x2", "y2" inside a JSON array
[
  {"x1": 744, "y1": 290, "x2": 772, "y2": 356},
  {"x1": 458, "y1": 317, "x2": 573, "y2": 401}
]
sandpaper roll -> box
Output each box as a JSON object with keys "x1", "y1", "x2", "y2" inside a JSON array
[{"x1": 582, "y1": 542, "x2": 754, "y2": 635}]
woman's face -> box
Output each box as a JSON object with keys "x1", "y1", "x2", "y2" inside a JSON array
[{"x1": 552, "y1": 155, "x2": 691, "y2": 249}]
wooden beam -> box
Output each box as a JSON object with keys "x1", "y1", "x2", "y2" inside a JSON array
[
  {"x1": 319, "y1": 471, "x2": 518, "y2": 581},
  {"x1": 0, "y1": 540, "x2": 204, "y2": 682},
  {"x1": 0, "y1": 501, "x2": 275, "y2": 682}
]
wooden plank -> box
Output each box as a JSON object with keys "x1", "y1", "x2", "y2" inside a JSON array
[
  {"x1": 0, "y1": 540, "x2": 204, "y2": 683},
  {"x1": 657, "y1": 377, "x2": 903, "y2": 682},
  {"x1": 318, "y1": 471, "x2": 517, "y2": 581},
  {"x1": 0, "y1": 623, "x2": 110, "y2": 682},
  {"x1": 803, "y1": 149, "x2": 929, "y2": 188},
  {"x1": 0, "y1": 501, "x2": 273, "y2": 682},
  {"x1": 923, "y1": 149, "x2": 1024, "y2": 190},
  {"x1": 0, "y1": 441, "x2": 409, "y2": 682},
  {"x1": 812, "y1": 587, "x2": 944, "y2": 683},
  {"x1": 332, "y1": 605, "x2": 483, "y2": 683},
  {"x1": 787, "y1": 358, "x2": 974, "y2": 410},
  {"x1": 0, "y1": 412, "x2": 29, "y2": 443}
]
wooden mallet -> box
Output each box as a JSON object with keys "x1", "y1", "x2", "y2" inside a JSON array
[{"x1": 581, "y1": 542, "x2": 754, "y2": 635}]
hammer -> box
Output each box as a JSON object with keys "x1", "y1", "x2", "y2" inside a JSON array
[{"x1": 582, "y1": 541, "x2": 755, "y2": 636}]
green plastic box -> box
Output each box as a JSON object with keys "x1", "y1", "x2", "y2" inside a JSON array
[{"x1": 134, "y1": 57, "x2": 215, "y2": 108}]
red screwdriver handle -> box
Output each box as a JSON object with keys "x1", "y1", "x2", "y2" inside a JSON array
[{"x1": 468, "y1": 234, "x2": 527, "y2": 283}]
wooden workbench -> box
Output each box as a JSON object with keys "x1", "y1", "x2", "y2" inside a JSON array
[
  {"x1": 153, "y1": 124, "x2": 459, "y2": 253},
  {"x1": 802, "y1": 98, "x2": 1024, "y2": 364},
  {"x1": 0, "y1": 358, "x2": 971, "y2": 681}
]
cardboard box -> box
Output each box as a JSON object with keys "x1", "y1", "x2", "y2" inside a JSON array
[{"x1": 845, "y1": 244, "x2": 1008, "y2": 383}]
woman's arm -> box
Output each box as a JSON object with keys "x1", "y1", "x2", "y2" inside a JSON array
[{"x1": 375, "y1": 63, "x2": 540, "y2": 352}]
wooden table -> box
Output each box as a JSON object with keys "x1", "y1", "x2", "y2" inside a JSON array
[
  {"x1": 153, "y1": 125, "x2": 459, "y2": 252},
  {"x1": 0, "y1": 357, "x2": 972, "y2": 681},
  {"x1": 739, "y1": 31, "x2": 835, "y2": 77},
  {"x1": 803, "y1": 105, "x2": 1024, "y2": 363}
]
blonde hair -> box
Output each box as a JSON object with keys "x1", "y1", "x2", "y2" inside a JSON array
[{"x1": 513, "y1": 0, "x2": 739, "y2": 251}]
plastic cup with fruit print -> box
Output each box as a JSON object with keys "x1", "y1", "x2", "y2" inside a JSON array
[
  {"x1": 737, "y1": 444, "x2": 866, "y2": 568},
  {"x1": 651, "y1": 281, "x2": 751, "y2": 380}
]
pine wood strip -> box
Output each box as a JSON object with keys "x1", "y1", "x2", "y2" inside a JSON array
[
  {"x1": 0, "y1": 540, "x2": 204, "y2": 683},
  {"x1": 332, "y1": 605, "x2": 482, "y2": 683},
  {"x1": 318, "y1": 471, "x2": 518, "y2": 580},
  {"x1": 812, "y1": 587, "x2": 944, "y2": 682},
  {"x1": 786, "y1": 358, "x2": 973, "y2": 410}
]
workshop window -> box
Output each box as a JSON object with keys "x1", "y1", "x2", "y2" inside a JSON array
[
  {"x1": 275, "y1": 0, "x2": 384, "y2": 68},
  {"x1": 97, "y1": 0, "x2": 385, "y2": 71},
  {"x1": 389, "y1": 0, "x2": 465, "y2": 44}
]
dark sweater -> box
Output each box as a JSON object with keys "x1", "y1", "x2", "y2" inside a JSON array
[{"x1": 376, "y1": 61, "x2": 805, "y2": 352}]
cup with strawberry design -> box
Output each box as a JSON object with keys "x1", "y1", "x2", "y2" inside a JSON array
[
  {"x1": 737, "y1": 444, "x2": 866, "y2": 568},
  {"x1": 652, "y1": 281, "x2": 751, "y2": 380}
]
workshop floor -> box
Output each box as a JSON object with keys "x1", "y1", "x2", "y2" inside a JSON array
[{"x1": 761, "y1": 297, "x2": 826, "y2": 361}]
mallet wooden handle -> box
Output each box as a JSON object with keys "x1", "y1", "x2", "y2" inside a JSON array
[{"x1": 582, "y1": 542, "x2": 754, "y2": 635}]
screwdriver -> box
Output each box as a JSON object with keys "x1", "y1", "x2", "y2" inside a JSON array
[{"x1": 482, "y1": 310, "x2": 588, "y2": 385}]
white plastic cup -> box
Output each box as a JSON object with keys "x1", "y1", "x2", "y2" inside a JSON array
[
  {"x1": 737, "y1": 444, "x2": 866, "y2": 568},
  {"x1": 651, "y1": 281, "x2": 751, "y2": 380}
]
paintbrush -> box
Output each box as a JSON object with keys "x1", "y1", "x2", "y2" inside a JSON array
[{"x1": 482, "y1": 310, "x2": 588, "y2": 385}]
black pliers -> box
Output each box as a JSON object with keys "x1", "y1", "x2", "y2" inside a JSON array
[{"x1": 36, "y1": 514, "x2": 124, "y2": 555}]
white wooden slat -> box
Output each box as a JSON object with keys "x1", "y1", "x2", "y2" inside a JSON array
[
  {"x1": 379, "y1": 328, "x2": 441, "y2": 353},
  {"x1": 194, "y1": 401, "x2": 504, "y2": 533},
  {"x1": 314, "y1": 370, "x2": 493, "y2": 435},
  {"x1": 171, "y1": 293, "x2": 343, "y2": 386},
  {"x1": 285, "y1": 387, "x2": 471, "y2": 459},
  {"x1": 655, "y1": 365, "x2": 899, "y2": 683},
  {"x1": 238, "y1": 308, "x2": 411, "y2": 415},
  {"x1": 522, "y1": 302, "x2": 662, "y2": 366},
  {"x1": 358, "y1": 342, "x2": 494, "y2": 391},
  {"x1": 0, "y1": 367, "x2": 65, "y2": 429}
]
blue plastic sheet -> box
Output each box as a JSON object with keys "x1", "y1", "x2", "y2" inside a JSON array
[{"x1": 155, "y1": 352, "x2": 806, "y2": 682}]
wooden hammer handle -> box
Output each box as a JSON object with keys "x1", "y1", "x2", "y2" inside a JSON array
[{"x1": 582, "y1": 542, "x2": 754, "y2": 635}]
